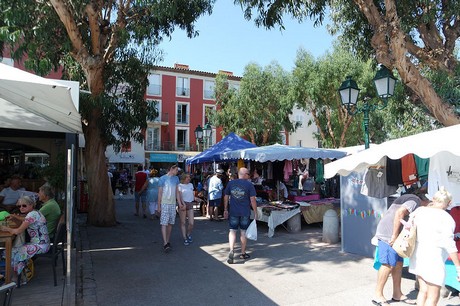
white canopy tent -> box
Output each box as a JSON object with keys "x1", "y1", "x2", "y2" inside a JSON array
[
  {"x1": 324, "y1": 124, "x2": 460, "y2": 179},
  {"x1": 221, "y1": 143, "x2": 347, "y2": 162},
  {"x1": 325, "y1": 124, "x2": 460, "y2": 258},
  {"x1": 0, "y1": 63, "x2": 80, "y2": 302},
  {"x1": 0, "y1": 63, "x2": 82, "y2": 133}
]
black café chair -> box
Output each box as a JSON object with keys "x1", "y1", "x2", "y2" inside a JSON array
[
  {"x1": 33, "y1": 216, "x2": 66, "y2": 286},
  {"x1": 0, "y1": 282, "x2": 15, "y2": 306}
]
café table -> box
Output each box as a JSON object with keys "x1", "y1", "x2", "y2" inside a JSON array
[{"x1": 0, "y1": 230, "x2": 15, "y2": 284}]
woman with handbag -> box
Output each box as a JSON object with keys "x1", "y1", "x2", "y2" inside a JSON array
[{"x1": 409, "y1": 187, "x2": 460, "y2": 306}]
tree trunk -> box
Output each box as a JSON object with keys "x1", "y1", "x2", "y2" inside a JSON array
[
  {"x1": 83, "y1": 65, "x2": 116, "y2": 227},
  {"x1": 84, "y1": 118, "x2": 116, "y2": 226}
]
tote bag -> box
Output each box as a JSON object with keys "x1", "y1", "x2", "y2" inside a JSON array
[{"x1": 393, "y1": 224, "x2": 416, "y2": 258}]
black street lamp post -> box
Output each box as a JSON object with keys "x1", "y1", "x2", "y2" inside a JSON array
[
  {"x1": 338, "y1": 65, "x2": 397, "y2": 149},
  {"x1": 194, "y1": 123, "x2": 213, "y2": 151},
  {"x1": 194, "y1": 124, "x2": 203, "y2": 151},
  {"x1": 203, "y1": 122, "x2": 212, "y2": 150}
]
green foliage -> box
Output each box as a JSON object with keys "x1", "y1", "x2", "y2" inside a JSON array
[
  {"x1": 39, "y1": 152, "x2": 66, "y2": 193},
  {"x1": 427, "y1": 66, "x2": 460, "y2": 115},
  {"x1": 0, "y1": 0, "x2": 216, "y2": 225},
  {"x1": 0, "y1": 0, "x2": 215, "y2": 151},
  {"x1": 234, "y1": 0, "x2": 460, "y2": 126},
  {"x1": 292, "y1": 45, "x2": 436, "y2": 148},
  {"x1": 210, "y1": 62, "x2": 297, "y2": 145}
]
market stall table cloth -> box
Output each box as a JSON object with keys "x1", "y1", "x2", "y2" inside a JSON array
[
  {"x1": 251, "y1": 206, "x2": 301, "y2": 238},
  {"x1": 299, "y1": 198, "x2": 340, "y2": 224}
]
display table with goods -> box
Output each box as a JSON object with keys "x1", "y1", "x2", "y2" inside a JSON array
[
  {"x1": 251, "y1": 199, "x2": 300, "y2": 237},
  {"x1": 298, "y1": 198, "x2": 341, "y2": 224}
]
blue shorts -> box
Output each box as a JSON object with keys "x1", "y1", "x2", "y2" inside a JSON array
[
  {"x1": 228, "y1": 215, "x2": 251, "y2": 231},
  {"x1": 377, "y1": 240, "x2": 403, "y2": 267},
  {"x1": 209, "y1": 199, "x2": 220, "y2": 207},
  {"x1": 135, "y1": 191, "x2": 147, "y2": 202}
]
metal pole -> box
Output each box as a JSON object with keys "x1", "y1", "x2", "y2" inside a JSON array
[
  {"x1": 66, "y1": 145, "x2": 74, "y2": 305},
  {"x1": 363, "y1": 101, "x2": 370, "y2": 149}
]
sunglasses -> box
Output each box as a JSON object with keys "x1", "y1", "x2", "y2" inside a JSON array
[{"x1": 16, "y1": 204, "x2": 29, "y2": 208}]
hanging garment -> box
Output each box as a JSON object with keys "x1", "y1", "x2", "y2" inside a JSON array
[
  {"x1": 428, "y1": 151, "x2": 460, "y2": 208},
  {"x1": 267, "y1": 162, "x2": 273, "y2": 180},
  {"x1": 283, "y1": 160, "x2": 293, "y2": 182},
  {"x1": 315, "y1": 159, "x2": 324, "y2": 184},
  {"x1": 309, "y1": 158, "x2": 316, "y2": 178},
  {"x1": 361, "y1": 167, "x2": 398, "y2": 198},
  {"x1": 401, "y1": 154, "x2": 418, "y2": 187},
  {"x1": 414, "y1": 155, "x2": 430, "y2": 180},
  {"x1": 386, "y1": 157, "x2": 403, "y2": 186}
]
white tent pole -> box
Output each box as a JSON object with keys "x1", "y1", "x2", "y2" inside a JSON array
[{"x1": 65, "y1": 145, "x2": 75, "y2": 305}]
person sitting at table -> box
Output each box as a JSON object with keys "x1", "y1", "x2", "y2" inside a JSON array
[
  {"x1": 0, "y1": 176, "x2": 25, "y2": 213},
  {"x1": 37, "y1": 184, "x2": 61, "y2": 239},
  {"x1": 0, "y1": 196, "x2": 50, "y2": 285},
  {"x1": 251, "y1": 169, "x2": 264, "y2": 185}
]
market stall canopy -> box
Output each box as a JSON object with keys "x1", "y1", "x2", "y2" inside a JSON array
[
  {"x1": 186, "y1": 132, "x2": 257, "y2": 165},
  {"x1": 221, "y1": 144, "x2": 347, "y2": 162},
  {"x1": 324, "y1": 124, "x2": 460, "y2": 179},
  {"x1": 0, "y1": 63, "x2": 82, "y2": 134}
]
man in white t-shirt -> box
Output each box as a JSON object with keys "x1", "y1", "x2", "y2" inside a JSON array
[{"x1": 0, "y1": 176, "x2": 25, "y2": 212}]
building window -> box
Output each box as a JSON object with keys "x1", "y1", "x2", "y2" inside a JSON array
[
  {"x1": 176, "y1": 129, "x2": 188, "y2": 151},
  {"x1": 204, "y1": 80, "x2": 215, "y2": 99},
  {"x1": 176, "y1": 77, "x2": 190, "y2": 96},
  {"x1": 147, "y1": 73, "x2": 161, "y2": 96},
  {"x1": 147, "y1": 99, "x2": 161, "y2": 122},
  {"x1": 146, "y1": 127, "x2": 160, "y2": 151},
  {"x1": 204, "y1": 105, "x2": 215, "y2": 124},
  {"x1": 176, "y1": 103, "x2": 189, "y2": 124},
  {"x1": 295, "y1": 114, "x2": 303, "y2": 128},
  {"x1": 229, "y1": 82, "x2": 240, "y2": 92}
]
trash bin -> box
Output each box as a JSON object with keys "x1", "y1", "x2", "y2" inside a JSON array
[
  {"x1": 287, "y1": 213, "x2": 301, "y2": 233},
  {"x1": 322, "y1": 209, "x2": 339, "y2": 243}
]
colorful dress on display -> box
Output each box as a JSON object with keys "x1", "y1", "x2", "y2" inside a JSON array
[{"x1": 12, "y1": 210, "x2": 50, "y2": 275}]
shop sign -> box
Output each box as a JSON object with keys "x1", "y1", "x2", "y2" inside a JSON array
[{"x1": 150, "y1": 153, "x2": 177, "y2": 162}]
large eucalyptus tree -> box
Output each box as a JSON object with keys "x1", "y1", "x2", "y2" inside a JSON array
[{"x1": 0, "y1": 0, "x2": 214, "y2": 226}]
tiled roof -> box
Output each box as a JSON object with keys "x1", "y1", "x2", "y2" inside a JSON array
[{"x1": 152, "y1": 65, "x2": 242, "y2": 80}]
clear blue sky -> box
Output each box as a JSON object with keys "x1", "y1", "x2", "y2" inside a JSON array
[{"x1": 158, "y1": 1, "x2": 335, "y2": 77}]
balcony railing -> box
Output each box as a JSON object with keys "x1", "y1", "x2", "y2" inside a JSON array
[
  {"x1": 150, "y1": 112, "x2": 169, "y2": 123},
  {"x1": 176, "y1": 87, "x2": 190, "y2": 96},
  {"x1": 204, "y1": 89, "x2": 215, "y2": 99},
  {"x1": 147, "y1": 84, "x2": 161, "y2": 96},
  {"x1": 176, "y1": 114, "x2": 189, "y2": 125},
  {"x1": 145, "y1": 141, "x2": 200, "y2": 152}
]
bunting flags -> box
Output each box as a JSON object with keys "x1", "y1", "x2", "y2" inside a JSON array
[{"x1": 342, "y1": 208, "x2": 383, "y2": 219}]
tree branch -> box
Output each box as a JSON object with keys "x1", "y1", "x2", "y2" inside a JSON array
[
  {"x1": 49, "y1": 0, "x2": 89, "y2": 63},
  {"x1": 325, "y1": 107, "x2": 336, "y2": 147},
  {"x1": 85, "y1": 3, "x2": 101, "y2": 56},
  {"x1": 104, "y1": 0, "x2": 128, "y2": 62}
]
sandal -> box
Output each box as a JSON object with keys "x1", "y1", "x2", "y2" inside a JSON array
[{"x1": 239, "y1": 253, "x2": 250, "y2": 259}]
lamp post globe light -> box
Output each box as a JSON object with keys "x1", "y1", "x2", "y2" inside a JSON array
[
  {"x1": 203, "y1": 122, "x2": 213, "y2": 150},
  {"x1": 194, "y1": 124, "x2": 203, "y2": 151},
  {"x1": 338, "y1": 65, "x2": 397, "y2": 149}
]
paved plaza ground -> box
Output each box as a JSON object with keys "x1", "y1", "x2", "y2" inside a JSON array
[{"x1": 73, "y1": 198, "x2": 460, "y2": 306}]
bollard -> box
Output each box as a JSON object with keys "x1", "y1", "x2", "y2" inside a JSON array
[
  {"x1": 287, "y1": 213, "x2": 301, "y2": 233},
  {"x1": 322, "y1": 209, "x2": 339, "y2": 243}
]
